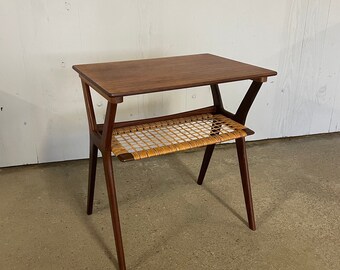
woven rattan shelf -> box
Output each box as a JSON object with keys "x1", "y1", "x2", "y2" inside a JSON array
[{"x1": 111, "y1": 113, "x2": 254, "y2": 161}]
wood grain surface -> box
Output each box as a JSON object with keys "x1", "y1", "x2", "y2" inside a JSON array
[{"x1": 73, "y1": 54, "x2": 277, "y2": 98}]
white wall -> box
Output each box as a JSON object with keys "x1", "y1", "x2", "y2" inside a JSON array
[{"x1": 1, "y1": 0, "x2": 339, "y2": 167}]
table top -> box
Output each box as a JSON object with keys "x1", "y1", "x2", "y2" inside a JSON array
[{"x1": 73, "y1": 53, "x2": 277, "y2": 99}]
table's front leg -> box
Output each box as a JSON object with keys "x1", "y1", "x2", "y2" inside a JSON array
[
  {"x1": 236, "y1": 137, "x2": 256, "y2": 230},
  {"x1": 81, "y1": 79, "x2": 126, "y2": 269},
  {"x1": 101, "y1": 102, "x2": 126, "y2": 269}
]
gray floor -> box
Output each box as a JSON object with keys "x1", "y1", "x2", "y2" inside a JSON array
[{"x1": 1, "y1": 133, "x2": 340, "y2": 270}]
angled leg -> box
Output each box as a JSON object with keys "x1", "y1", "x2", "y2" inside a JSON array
[
  {"x1": 82, "y1": 80, "x2": 100, "y2": 215},
  {"x1": 102, "y1": 151, "x2": 126, "y2": 269},
  {"x1": 197, "y1": 84, "x2": 222, "y2": 185},
  {"x1": 87, "y1": 140, "x2": 98, "y2": 215},
  {"x1": 235, "y1": 137, "x2": 256, "y2": 230},
  {"x1": 101, "y1": 102, "x2": 126, "y2": 269},
  {"x1": 197, "y1": 144, "x2": 215, "y2": 185},
  {"x1": 234, "y1": 81, "x2": 263, "y2": 125},
  {"x1": 198, "y1": 80, "x2": 262, "y2": 229},
  {"x1": 81, "y1": 80, "x2": 127, "y2": 269}
]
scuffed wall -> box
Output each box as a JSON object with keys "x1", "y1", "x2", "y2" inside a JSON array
[{"x1": 0, "y1": 0, "x2": 339, "y2": 167}]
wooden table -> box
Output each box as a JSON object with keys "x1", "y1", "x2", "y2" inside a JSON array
[{"x1": 73, "y1": 54, "x2": 277, "y2": 269}]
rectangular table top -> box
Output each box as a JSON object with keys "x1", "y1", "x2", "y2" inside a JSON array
[{"x1": 73, "y1": 53, "x2": 277, "y2": 99}]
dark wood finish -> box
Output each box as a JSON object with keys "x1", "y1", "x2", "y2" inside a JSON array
[
  {"x1": 102, "y1": 150, "x2": 126, "y2": 269},
  {"x1": 73, "y1": 54, "x2": 276, "y2": 99},
  {"x1": 101, "y1": 102, "x2": 126, "y2": 269},
  {"x1": 102, "y1": 102, "x2": 117, "y2": 150},
  {"x1": 197, "y1": 144, "x2": 216, "y2": 185},
  {"x1": 76, "y1": 54, "x2": 277, "y2": 269},
  {"x1": 81, "y1": 75, "x2": 124, "y2": 104},
  {"x1": 197, "y1": 84, "x2": 224, "y2": 185},
  {"x1": 197, "y1": 81, "x2": 260, "y2": 227},
  {"x1": 116, "y1": 153, "x2": 135, "y2": 162},
  {"x1": 81, "y1": 81, "x2": 126, "y2": 269},
  {"x1": 234, "y1": 81, "x2": 263, "y2": 125},
  {"x1": 211, "y1": 84, "x2": 224, "y2": 113},
  {"x1": 82, "y1": 81, "x2": 100, "y2": 215},
  {"x1": 236, "y1": 137, "x2": 256, "y2": 230},
  {"x1": 87, "y1": 141, "x2": 98, "y2": 215},
  {"x1": 82, "y1": 80, "x2": 98, "y2": 133}
]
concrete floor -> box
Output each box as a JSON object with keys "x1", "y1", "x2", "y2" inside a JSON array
[{"x1": 1, "y1": 133, "x2": 340, "y2": 270}]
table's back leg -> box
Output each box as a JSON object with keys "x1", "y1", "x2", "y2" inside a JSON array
[
  {"x1": 234, "y1": 81, "x2": 263, "y2": 125},
  {"x1": 197, "y1": 144, "x2": 215, "y2": 185},
  {"x1": 196, "y1": 84, "x2": 223, "y2": 185},
  {"x1": 232, "y1": 80, "x2": 262, "y2": 230},
  {"x1": 81, "y1": 80, "x2": 100, "y2": 215},
  {"x1": 87, "y1": 140, "x2": 98, "y2": 215},
  {"x1": 198, "y1": 81, "x2": 261, "y2": 229},
  {"x1": 235, "y1": 137, "x2": 256, "y2": 230}
]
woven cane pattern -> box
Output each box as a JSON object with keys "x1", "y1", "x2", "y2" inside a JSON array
[{"x1": 111, "y1": 114, "x2": 252, "y2": 161}]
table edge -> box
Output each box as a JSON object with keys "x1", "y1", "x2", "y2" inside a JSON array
[
  {"x1": 74, "y1": 69, "x2": 277, "y2": 99},
  {"x1": 72, "y1": 54, "x2": 277, "y2": 99}
]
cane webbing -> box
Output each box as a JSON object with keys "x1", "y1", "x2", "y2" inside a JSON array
[{"x1": 111, "y1": 113, "x2": 253, "y2": 161}]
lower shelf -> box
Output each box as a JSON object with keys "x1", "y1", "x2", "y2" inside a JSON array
[{"x1": 111, "y1": 113, "x2": 254, "y2": 162}]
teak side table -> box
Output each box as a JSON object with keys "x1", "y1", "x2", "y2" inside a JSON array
[{"x1": 73, "y1": 54, "x2": 277, "y2": 269}]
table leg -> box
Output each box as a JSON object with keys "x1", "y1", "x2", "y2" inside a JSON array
[
  {"x1": 87, "y1": 140, "x2": 98, "y2": 215},
  {"x1": 197, "y1": 144, "x2": 215, "y2": 185},
  {"x1": 102, "y1": 151, "x2": 126, "y2": 269},
  {"x1": 100, "y1": 102, "x2": 126, "y2": 269},
  {"x1": 235, "y1": 137, "x2": 256, "y2": 230},
  {"x1": 197, "y1": 84, "x2": 223, "y2": 185},
  {"x1": 81, "y1": 80, "x2": 127, "y2": 269},
  {"x1": 234, "y1": 81, "x2": 263, "y2": 125},
  {"x1": 197, "y1": 81, "x2": 261, "y2": 230}
]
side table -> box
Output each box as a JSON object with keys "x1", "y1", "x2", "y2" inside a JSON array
[{"x1": 73, "y1": 54, "x2": 277, "y2": 269}]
